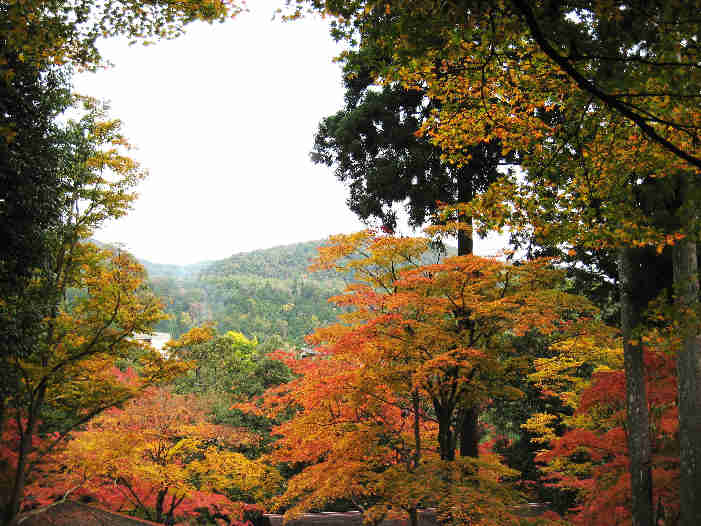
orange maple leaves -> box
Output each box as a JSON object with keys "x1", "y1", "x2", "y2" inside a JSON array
[
  {"x1": 42, "y1": 386, "x2": 278, "y2": 524},
  {"x1": 243, "y1": 231, "x2": 596, "y2": 524}
]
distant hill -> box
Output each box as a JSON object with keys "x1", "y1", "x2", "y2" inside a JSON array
[
  {"x1": 89, "y1": 239, "x2": 208, "y2": 278},
  {"x1": 199, "y1": 240, "x2": 342, "y2": 282},
  {"x1": 139, "y1": 260, "x2": 210, "y2": 280},
  {"x1": 124, "y1": 238, "x2": 455, "y2": 349},
  {"x1": 142, "y1": 240, "x2": 348, "y2": 348}
]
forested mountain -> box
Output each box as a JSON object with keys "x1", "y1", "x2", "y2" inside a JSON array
[
  {"x1": 143, "y1": 240, "x2": 349, "y2": 347},
  {"x1": 140, "y1": 260, "x2": 210, "y2": 280}
]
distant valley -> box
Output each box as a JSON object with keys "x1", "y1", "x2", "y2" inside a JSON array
[{"x1": 140, "y1": 240, "x2": 348, "y2": 349}]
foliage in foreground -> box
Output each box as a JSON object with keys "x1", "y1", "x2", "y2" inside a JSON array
[
  {"x1": 0, "y1": 98, "x2": 193, "y2": 526},
  {"x1": 240, "y1": 230, "x2": 602, "y2": 525},
  {"x1": 41, "y1": 385, "x2": 279, "y2": 525},
  {"x1": 528, "y1": 328, "x2": 681, "y2": 525}
]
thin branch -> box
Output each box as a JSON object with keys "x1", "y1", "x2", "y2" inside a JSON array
[
  {"x1": 17, "y1": 481, "x2": 86, "y2": 525},
  {"x1": 511, "y1": 0, "x2": 701, "y2": 170}
]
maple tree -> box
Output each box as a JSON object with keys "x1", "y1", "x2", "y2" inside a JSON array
[
  {"x1": 243, "y1": 230, "x2": 599, "y2": 525},
  {"x1": 524, "y1": 310, "x2": 682, "y2": 525},
  {"x1": 312, "y1": 46, "x2": 509, "y2": 456},
  {"x1": 0, "y1": 246, "x2": 187, "y2": 526},
  {"x1": 47, "y1": 386, "x2": 280, "y2": 525},
  {"x1": 0, "y1": 99, "x2": 188, "y2": 526},
  {"x1": 255, "y1": 347, "x2": 526, "y2": 526},
  {"x1": 282, "y1": 2, "x2": 701, "y2": 523}
]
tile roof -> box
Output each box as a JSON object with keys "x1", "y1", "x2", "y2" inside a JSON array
[{"x1": 21, "y1": 501, "x2": 163, "y2": 526}]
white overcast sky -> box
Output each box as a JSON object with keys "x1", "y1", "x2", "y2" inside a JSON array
[{"x1": 77, "y1": 0, "x2": 504, "y2": 264}]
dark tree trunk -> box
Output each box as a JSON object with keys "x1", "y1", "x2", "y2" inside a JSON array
[
  {"x1": 456, "y1": 171, "x2": 480, "y2": 458},
  {"x1": 412, "y1": 390, "x2": 421, "y2": 469},
  {"x1": 0, "y1": 395, "x2": 5, "y2": 452},
  {"x1": 618, "y1": 247, "x2": 654, "y2": 526},
  {"x1": 155, "y1": 488, "x2": 167, "y2": 524},
  {"x1": 456, "y1": 169, "x2": 474, "y2": 259},
  {"x1": 434, "y1": 399, "x2": 456, "y2": 461},
  {"x1": 407, "y1": 389, "x2": 423, "y2": 523},
  {"x1": 459, "y1": 406, "x2": 480, "y2": 458},
  {"x1": 672, "y1": 220, "x2": 701, "y2": 526},
  {"x1": 3, "y1": 420, "x2": 35, "y2": 526},
  {"x1": 2, "y1": 383, "x2": 46, "y2": 526}
]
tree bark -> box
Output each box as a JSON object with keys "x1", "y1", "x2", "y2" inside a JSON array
[
  {"x1": 459, "y1": 406, "x2": 480, "y2": 458},
  {"x1": 408, "y1": 390, "x2": 422, "y2": 526},
  {"x1": 618, "y1": 247, "x2": 654, "y2": 526},
  {"x1": 434, "y1": 399, "x2": 456, "y2": 461},
  {"x1": 3, "y1": 410, "x2": 39, "y2": 526},
  {"x1": 672, "y1": 220, "x2": 701, "y2": 526},
  {"x1": 456, "y1": 171, "x2": 481, "y2": 458},
  {"x1": 155, "y1": 488, "x2": 167, "y2": 524},
  {"x1": 412, "y1": 390, "x2": 421, "y2": 469}
]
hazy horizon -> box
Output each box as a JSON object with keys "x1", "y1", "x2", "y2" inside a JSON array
[
  {"x1": 76, "y1": 0, "x2": 367, "y2": 265},
  {"x1": 98, "y1": 233, "x2": 510, "y2": 267}
]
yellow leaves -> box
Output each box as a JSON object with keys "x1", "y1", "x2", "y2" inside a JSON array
[
  {"x1": 311, "y1": 230, "x2": 430, "y2": 289},
  {"x1": 245, "y1": 231, "x2": 610, "y2": 520},
  {"x1": 522, "y1": 412, "x2": 558, "y2": 444},
  {"x1": 531, "y1": 331, "x2": 622, "y2": 407},
  {"x1": 194, "y1": 449, "x2": 283, "y2": 504},
  {"x1": 165, "y1": 437, "x2": 200, "y2": 460},
  {"x1": 309, "y1": 234, "x2": 601, "y2": 406},
  {"x1": 62, "y1": 385, "x2": 275, "y2": 511},
  {"x1": 165, "y1": 324, "x2": 215, "y2": 356}
]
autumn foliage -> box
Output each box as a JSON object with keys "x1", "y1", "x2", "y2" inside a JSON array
[
  {"x1": 5, "y1": 1, "x2": 700, "y2": 524},
  {"x1": 526, "y1": 322, "x2": 681, "y2": 525},
  {"x1": 33, "y1": 385, "x2": 279, "y2": 525},
  {"x1": 239, "y1": 231, "x2": 603, "y2": 525}
]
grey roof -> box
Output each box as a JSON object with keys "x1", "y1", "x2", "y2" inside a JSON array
[{"x1": 21, "y1": 501, "x2": 162, "y2": 526}]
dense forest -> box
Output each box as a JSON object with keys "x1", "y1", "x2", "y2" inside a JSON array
[
  {"x1": 145, "y1": 240, "x2": 455, "y2": 347},
  {"x1": 2, "y1": 2, "x2": 701, "y2": 526},
  {"x1": 144, "y1": 241, "x2": 346, "y2": 347}
]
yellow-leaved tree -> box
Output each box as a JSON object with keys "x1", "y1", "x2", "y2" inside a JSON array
[
  {"x1": 244, "y1": 230, "x2": 596, "y2": 526},
  {"x1": 46, "y1": 386, "x2": 282, "y2": 524},
  {"x1": 0, "y1": 98, "x2": 187, "y2": 526}
]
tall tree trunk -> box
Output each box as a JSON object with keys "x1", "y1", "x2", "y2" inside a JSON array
[
  {"x1": 155, "y1": 488, "x2": 168, "y2": 524},
  {"x1": 434, "y1": 399, "x2": 456, "y2": 461},
  {"x1": 459, "y1": 406, "x2": 480, "y2": 458},
  {"x1": 456, "y1": 214, "x2": 473, "y2": 257},
  {"x1": 0, "y1": 394, "x2": 6, "y2": 449},
  {"x1": 672, "y1": 186, "x2": 701, "y2": 526},
  {"x1": 618, "y1": 247, "x2": 654, "y2": 526},
  {"x1": 408, "y1": 389, "x2": 422, "y2": 526},
  {"x1": 456, "y1": 172, "x2": 480, "y2": 458},
  {"x1": 412, "y1": 389, "x2": 421, "y2": 469},
  {"x1": 408, "y1": 392, "x2": 420, "y2": 526},
  {"x1": 2, "y1": 400, "x2": 41, "y2": 526}
]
